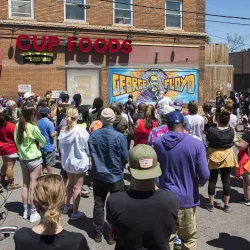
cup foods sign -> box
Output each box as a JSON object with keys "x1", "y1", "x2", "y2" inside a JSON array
[{"x1": 16, "y1": 34, "x2": 133, "y2": 54}]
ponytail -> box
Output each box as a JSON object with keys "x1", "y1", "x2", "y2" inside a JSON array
[
  {"x1": 65, "y1": 106, "x2": 78, "y2": 132},
  {"x1": 144, "y1": 104, "x2": 156, "y2": 130},
  {"x1": 16, "y1": 103, "x2": 36, "y2": 145},
  {"x1": 66, "y1": 116, "x2": 73, "y2": 132}
]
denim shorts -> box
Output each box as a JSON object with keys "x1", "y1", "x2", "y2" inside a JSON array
[
  {"x1": 42, "y1": 150, "x2": 56, "y2": 167},
  {"x1": 20, "y1": 157, "x2": 43, "y2": 170}
]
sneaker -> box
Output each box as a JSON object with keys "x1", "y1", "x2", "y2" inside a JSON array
[
  {"x1": 94, "y1": 235, "x2": 102, "y2": 243},
  {"x1": 174, "y1": 235, "x2": 182, "y2": 249},
  {"x1": 88, "y1": 182, "x2": 93, "y2": 190},
  {"x1": 30, "y1": 211, "x2": 41, "y2": 223},
  {"x1": 206, "y1": 203, "x2": 214, "y2": 212},
  {"x1": 224, "y1": 205, "x2": 231, "y2": 213},
  {"x1": 107, "y1": 231, "x2": 116, "y2": 245},
  {"x1": 70, "y1": 211, "x2": 86, "y2": 221},
  {"x1": 7, "y1": 183, "x2": 21, "y2": 190},
  {"x1": 62, "y1": 204, "x2": 73, "y2": 214},
  {"x1": 239, "y1": 198, "x2": 250, "y2": 206},
  {"x1": 81, "y1": 188, "x2": 90, "y2": 197},
  {"x1": 23, "y1": 208, "x2": 31, "y2": 220}
]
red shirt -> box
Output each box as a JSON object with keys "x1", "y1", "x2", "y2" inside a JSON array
[
  {"x1": 0, "y1": 122, "x2": 17, "y2": 156},
  {"x1": 134, "y1": 119, "x2": 158, "y2": 146}
]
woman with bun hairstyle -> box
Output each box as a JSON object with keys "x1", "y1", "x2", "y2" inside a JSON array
[
  {"x1": 58, "y1": 106, "x2": 90, "y2": 220},
  {"x1": 206, "y1": 110, "x2": 238, "y2": 213},
  {"x1": 14, "y1": 174, "x2": 89, "y2": 250},
  {"x1": 134, "y1": 104, "x2": 158, "y2": 146}
]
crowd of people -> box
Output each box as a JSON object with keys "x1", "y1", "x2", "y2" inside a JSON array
[{"x1": 0, "y1": 89, "x2": 250, "y2": 250}]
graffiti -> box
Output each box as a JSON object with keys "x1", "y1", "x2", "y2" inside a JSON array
[{"x1": 109, "y1": 68, "x2": 199, "y2": 104}]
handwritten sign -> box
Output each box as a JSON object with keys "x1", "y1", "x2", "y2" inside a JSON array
[{"x1": 18, "y1": 84, "x2": 31, "y2": 93}]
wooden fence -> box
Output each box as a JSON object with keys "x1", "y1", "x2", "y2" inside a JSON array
[
  {"x1": 205, "y1": 44, "x2": 229, "y2": 65},
  {"x1": 204, "y1": 65, "x2": 234, "y2": 102},
  {"x1": 203, "y1": 43, "x2": 234, "y2": 102}
]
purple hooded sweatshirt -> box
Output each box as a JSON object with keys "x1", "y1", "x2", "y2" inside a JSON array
[{"x1": 154, "y1": 131, "x2": 210, "y2": 209}]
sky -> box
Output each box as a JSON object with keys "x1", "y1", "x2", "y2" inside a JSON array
[{"x1": 206, "y1": 0, "x2": 250, "y2": 48}]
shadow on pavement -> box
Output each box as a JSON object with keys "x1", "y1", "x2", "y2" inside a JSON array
[
  {"x1": 199, "y1": 194, "x2": 224, "y2": 211},
  {"x1": 207, "y1": 233, "x2": 250, "y2": 250},
  {"x1": 215, "y1": 188, "x2": 242, "y2": 203},
  {"x1": 68, "y1": 217, "x2": 109, "y2": 241},
  {"x1": 230, "y1": 177, "x2": 243, "y2": 188},
  {"x1": 5, "y1": 201, "x2": 23, "y2": 216}
]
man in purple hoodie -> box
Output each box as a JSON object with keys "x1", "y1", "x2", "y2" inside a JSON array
[{"x1": 154, "y1": 111, "x2": 210, "y2": 250}]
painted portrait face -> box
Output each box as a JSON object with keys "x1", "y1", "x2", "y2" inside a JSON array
[{"x1": 149, "y1": 75, "x2": 159, "y2": 94}]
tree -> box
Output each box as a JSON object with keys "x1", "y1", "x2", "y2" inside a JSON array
[
  {"x1": 206, "y1": 35, "x2": 211, "y2": 44},
  {"x1": 227, "y1": 33, "x2": 245, "y2": 53}
]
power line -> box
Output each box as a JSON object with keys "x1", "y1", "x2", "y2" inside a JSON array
[
  {"x1": 100, "y1": 0, "x2": 250, "y2": 21},
  {"x1": 7, "y1": 1, "x2": 250, "y2": 28}
]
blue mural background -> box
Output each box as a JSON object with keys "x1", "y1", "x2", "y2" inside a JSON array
[{"x1": 109, "y1": 68, "x2": 199, "y2": 104}]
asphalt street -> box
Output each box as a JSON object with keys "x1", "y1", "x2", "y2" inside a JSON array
[{"x1": 1, "y1": 154, "x2": 250, "y2": 250}]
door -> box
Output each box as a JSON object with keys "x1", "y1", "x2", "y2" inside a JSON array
[{"x1": 67, "y1": 69, "x2": 100, "y2": 105}]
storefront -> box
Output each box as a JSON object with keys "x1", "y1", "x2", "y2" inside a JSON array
[{"x1": 0, "y1": 29, "x2": 204, "y2": 105}]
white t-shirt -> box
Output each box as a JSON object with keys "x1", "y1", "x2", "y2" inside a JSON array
[
  {"x1": 157, "y1": 97, "x2": 173, "y2": 115},
  {"x1": 186, "y1": 114, "x2": 204, "y2": 140},
  {"x1": 229, "y1": 114, "x2": 237, "y2": 129}
]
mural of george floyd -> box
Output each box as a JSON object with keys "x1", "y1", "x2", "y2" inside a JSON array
[{"x1": 109, "y1": 68, "x2": 199, "y2": 104}]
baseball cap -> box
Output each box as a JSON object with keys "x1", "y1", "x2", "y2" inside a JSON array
[
  {"x1": 174, "y1": 99, "x2": 184, "y2": 111},
  {"x1": 24, "y1": 92, "x2": 34, "y2": 99},
  {"x1": 40, "y1": 107, "x2": 51, "y2": 114},
  {"x1": 129, "y1": 145, "x2": 162, "y2": 180},
  {"x1": 166, "y1": 111, "x2": 185, "y2": 125},
  {"x1": 6, "y1": 100, "x2": 16, "y2": 107}
]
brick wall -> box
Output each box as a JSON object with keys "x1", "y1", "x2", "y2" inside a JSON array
[
  {"x1": 0, "y1": 0, "x2": 206, "y2": 101},
  {"x1": 1, "y1": 0, "x2": 206, "y2": 33},
  {"x1": 0, "y1": 0, "x2": 8, "y2": 20}
]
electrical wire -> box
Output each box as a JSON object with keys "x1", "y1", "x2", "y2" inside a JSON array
[
  {"x1": 5, "y1": 2, "x2": 250, "y2": 28},
  {"x1": 100, "y1": 0, "x2": 250, "y2": 21}
]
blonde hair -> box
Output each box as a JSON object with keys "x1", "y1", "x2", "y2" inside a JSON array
[
  {"x1": 34, "y1": 175, "x2": 65, "y2": 230},
  {"x1": 66, "y1": 106, "x2": 78, "y2": 132},
  {"x1": 225, "y1": 99, "x2": 234, "y2": 112}
]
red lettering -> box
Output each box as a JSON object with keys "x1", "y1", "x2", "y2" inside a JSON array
[
  {"x1": 67, "y1": 37, "x2": 78, "y2": 52},
  {"x1": 78, "y1": 38, "x2": 92, "y2": 53},
  {"x1": 94, "y1": 38, "x2": 108, "y2": 53},
  {"x1": 48, "y1": 36, "x2": 60, "y2": 51},
  {"x1": 109, "y1": 39, "x2": 121, "y2": 53},
  {"x1": 122, "y1": 39, "x2": 133, "y2": 54},
  {"x1": 16, "y1": 34, "x2": 31, "y2": 51},
  {"x1": 33, "y1": 36, "x2": 46, "y2": 51}
]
